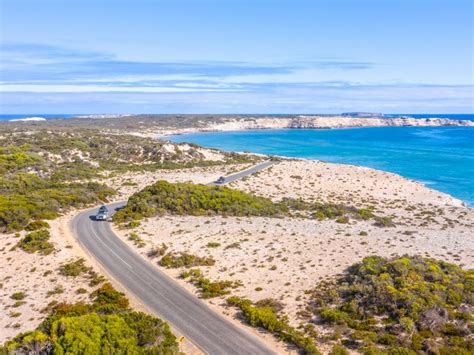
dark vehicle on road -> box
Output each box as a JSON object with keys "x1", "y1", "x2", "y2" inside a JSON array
[
  {"x1": 216, "y1": 176, "x2": 226, "y2": 184},
  {"x1": 96, "y1": 205, "x2": 109, "y2": 221}
]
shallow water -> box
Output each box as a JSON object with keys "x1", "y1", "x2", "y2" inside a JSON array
[{"x1": 168, "y1": 126, "x2": 474, "y2": 206}]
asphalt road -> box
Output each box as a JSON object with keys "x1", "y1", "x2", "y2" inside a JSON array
[
  {"x1": 210, "y1": 160, "x2": 276, "y2": 185},
  {"x1": 71, "y1": 162, "x2": 277, "y2": 355}
]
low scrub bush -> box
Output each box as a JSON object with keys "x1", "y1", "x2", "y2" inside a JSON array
[
  {"x1": 17, "y1": 229, "x2": 54, "y2": 255},
  {"x1": 181, "y1": 269, "x2": 241, "y2": 298},
  {"x1": 227, "y1": 297, "x2": 320, "y2": 354},
  {"x1": 159, "y1": 252, "x2": 215, "y2": 268},
  {"x1": 25, "y1": 220, "x2": 50, "y2": 231},
  {"x1": 308, "y1": 255, "x2": 473, "y2": 353},
  {"x1": 59, "y1": 258, "x2": 91, "y2": 277}
]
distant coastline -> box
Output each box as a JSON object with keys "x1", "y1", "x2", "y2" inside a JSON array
[
  {"x1": 1, "y1": 113, "x2": 473, "y2": 123},
  {"x1": 155, "y1": 114, "x2": 474, "y2": 137}
]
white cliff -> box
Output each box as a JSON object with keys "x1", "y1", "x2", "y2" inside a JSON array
[{"x1": 203, "y1": 115, "x2": 474, "y2": 132}]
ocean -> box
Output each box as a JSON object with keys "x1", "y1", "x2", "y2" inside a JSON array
[{"x1": 168, "y1": 125, "x2": 474, "y2": 206}]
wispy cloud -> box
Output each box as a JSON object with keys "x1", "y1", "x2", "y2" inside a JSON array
[
  {"x1": 0, "y1": 43, "x2": 472, "y2": 113},
  {"x1": 0, "y1": 43, "x2": 377, "y2": 90}
]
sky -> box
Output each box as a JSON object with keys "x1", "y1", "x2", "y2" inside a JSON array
[{"x1": 0, "y1": 0, "x2": 473, "y2": 114}]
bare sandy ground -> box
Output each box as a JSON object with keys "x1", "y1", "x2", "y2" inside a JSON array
[
  {"x1": 112, "y1": 160, "x2": 473, "y2": 352},
  {"x1": 0, "y1": 213, "x2": 96, "y2": 343}
]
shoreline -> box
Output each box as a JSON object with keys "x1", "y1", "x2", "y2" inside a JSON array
[{"x1": 161, "y1": 128, "x2": 472, "y2": 208}]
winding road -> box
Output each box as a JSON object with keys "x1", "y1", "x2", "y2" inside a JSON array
[{"x1": 70, "y1": 161, "x2": 276, "y2": 354}]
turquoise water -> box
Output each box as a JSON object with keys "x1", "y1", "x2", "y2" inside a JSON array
[{"x1": 169, "y1": 126, "x2": 474, "y2": 206}]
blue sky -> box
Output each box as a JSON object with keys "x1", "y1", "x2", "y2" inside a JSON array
[{"x1": 0, "y1": 0, "x2": 473, "y2": 114}]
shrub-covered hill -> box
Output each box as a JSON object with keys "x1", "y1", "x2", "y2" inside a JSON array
[
  {"x1": 113, "y1": 180, "x2": 288, "y2": 222},
  {"x1": 308, "y1": 255, "x2": 473, "y2": 354},
  {"x1": 0, "y1": 129, "x2": 259, "y2": 176},
  {"x1": 1, "y1": 283, "x2": 179, "y2": 354},
  {"x1": 0, "y1": 129, "x2": 259, "y2": 231},
  {"x1": 0, "y1": 146, "x2": 114, "y2": 232}
]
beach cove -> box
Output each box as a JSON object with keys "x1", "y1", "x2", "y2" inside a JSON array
[{"x1": 168, "y1": 126, "x2": 474, "y2": 206}]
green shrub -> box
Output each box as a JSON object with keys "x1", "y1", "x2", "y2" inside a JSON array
[
  {"x1": 336, "y1": 216, "x2": 349, "y2": 224},
  {"x1": 309, "y1": 256, "x2": 473, "y2": 353},
  {"x1": 193, "y1": 278, "x2": 240, "y2": 298},
  {"x1": 90, "y1": 283, "x2": 129, "y2": 312},
  {"x1": 159, "y1": 252, "x2": 215, "y2": 268},
  {"x1": 330, "y1": 344, "x2": 350, "y2": 355},
  {"x1": 10, "y1": 292, "x2": 26, "y2": 301},
  {"x1": 59, "y1": 258, "x2": 91, "y2": 277},
  {"x1": 17, "y1": 229, "x2": 54, "y2": 254},
  {"x1": 254, "y1": 298, "x2": 284, "y2": 313},
  {"x1": 128, "y1": 232, "x2": 145, "y2": 247},
  {"x1": 320, "y1": 309, "x2": 351, "y2": 325},
  {"x1": 207, "y1": 242, "x2": 221, "y2": 248},
  {"x1": 113, "y1": 180, "x2": 287, "y2": 223},
  {"x1": 282, "y1": 197, "x2": 386, "y2": 226},
  {"x1": 25, "y1": 220, "x2": 50, "y2": 231},
  {"x1": 2, "y1": 282, "x2": 178, "y2": 354},
  {"x1": 228, "y1": 297, "x2": 321, "y2": 354}
]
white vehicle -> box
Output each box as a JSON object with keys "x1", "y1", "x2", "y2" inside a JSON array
[{"x1": 96, "y1": 205, "x2": 109, "y2": 221}]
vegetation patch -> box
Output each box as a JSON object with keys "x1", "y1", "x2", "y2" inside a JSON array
[
  {"x1": 227, "y1": 296, "x2": 320, "y2": 354},
  {"x1": 281, "y1": 197, "x2": 393, "y2": 226},
  {"x1": 59, "y1": 258, "x2": 91, "y2": 277},
  {"x1": 0, "y1": 129, "x2": 259, "y2": 231},
  {"x1": 1, "y1": 283, "x2": 178, "y2": 354},
  {"x1": 159, "y1": 252, "x2": 215, "y2": 268},
  {"x1": 181, "y1": 268, "x2": 242, "y2": 298},
  {"x1": 113, "y1": 180, "x2": 287, "y2": 222},
  {"x1": 25, "y1": 220, "x2": 50, "y2": 231},
  {"x1": 128, "y1": 232, "x2": 146, "y2": 248},
  {"x1": 10, "y1": 292, "x2": 27, "y2": 301},
  {"x1": 17, "y1": 229, "x2": 55, "y2": 255},
  {"x1": 308, "y1": 255, "x2": 473, "y2": 354},
  {"x1": 0, "y1": 143, "x2": 116, "y2": 231}
]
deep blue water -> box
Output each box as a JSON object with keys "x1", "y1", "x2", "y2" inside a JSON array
[{"x1": 168, "y1": 126, "x2": 474, "y2": 206}]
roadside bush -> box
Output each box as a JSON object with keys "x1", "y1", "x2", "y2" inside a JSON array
[
  {"x1": 0, "y1": 175, "x2": 114, "y2": 232},
  {"x1": 193, "y1": 278, "x2": 239, "y2": 298},
  {"x1": 113, "y1": 180, "x2": 287, "y2": 223},
  {"x1": 90, "y1": 282, "x2": 130, "y2": 312},
  {"x1": 180, "y1": 269, "x2": 241, "y2": 298},
  {"x1": 227, "y1": 297, "x2": 321, "y2": 354},
  {"x1": 2, "y1": 282, "x2": 178, "y2": 354}
]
